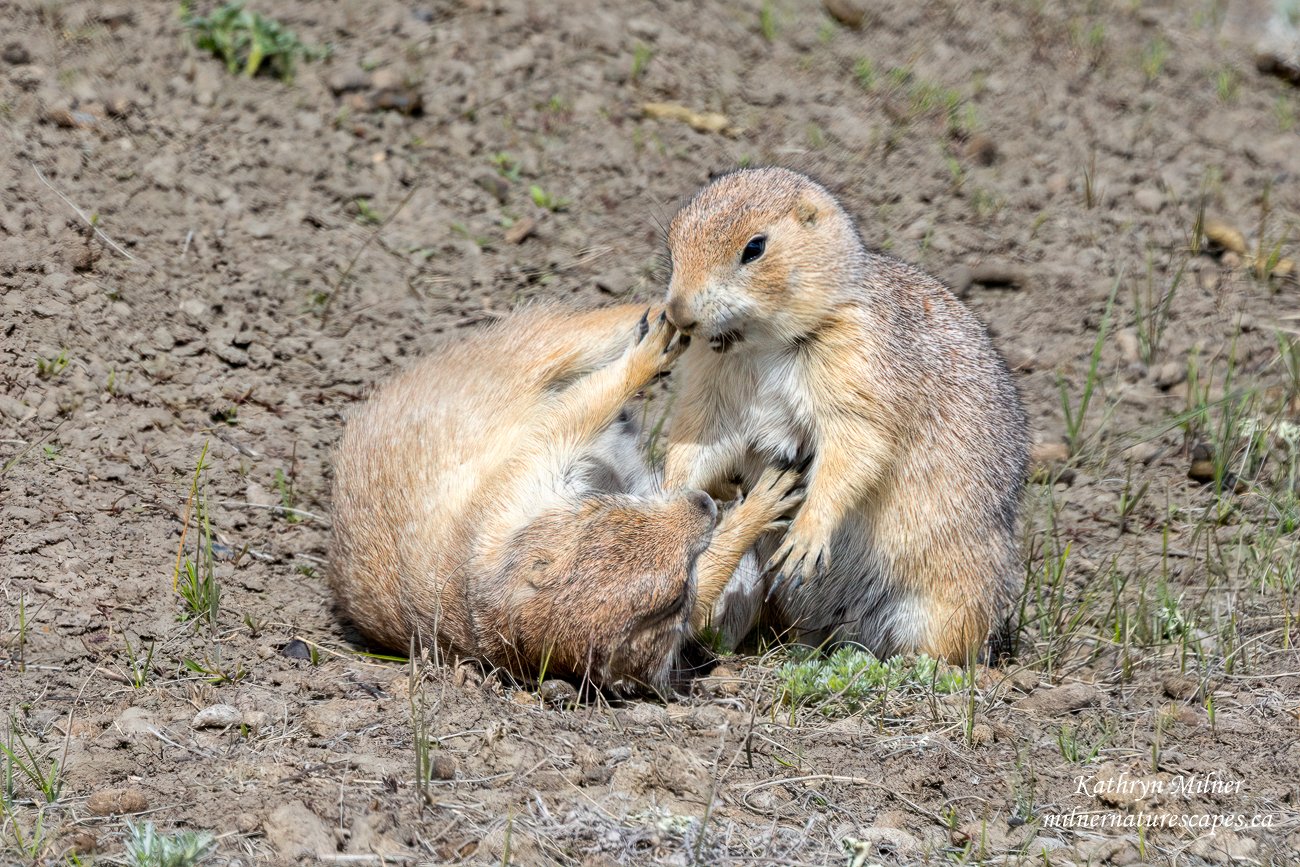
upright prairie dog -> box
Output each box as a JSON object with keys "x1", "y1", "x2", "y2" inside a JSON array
[
  {"x1": 328, "y1": 305, "x2": 800, "y2": 692},
  {"x1": 663, "y1": 168, "x2": 1028, "y2": 661}
]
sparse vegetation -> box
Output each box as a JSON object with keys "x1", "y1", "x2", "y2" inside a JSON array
[
  {"x1": 175, "y1": 443, "x2": 220, "y2": 626},
  {"x1": 852, "y1": 57, "x2": 875, "y2": 90},
  {"x1": 758, "y1": 0, "x2": 777, "y2": 42},
  {"x1": 1213, "y1": 65, "x2": 1239, "y2": 103},
  {"x1": 1141, "y1": 36, "x2": 1168, "y2": 83},
  {"x1": 630, "y1": 41, "x2": 654, "y2": 81},
  {"x1": 35, "y1": 350, "x2": 68, "y2": 379},
  {"x1": 776, "y1": 647, "x2": 967, "y2": 716},
  {"x1": 1058, "y1": 275, "x2": 1121, "y2": 455},
  {"x1": 123, "y1": 821, "x2": 215, "y2": 867},
  {"x1": 1131, "y1": 251, "x2": 1186, "y2": 364},
  {"x1": 2, "y1": 716, "x2": 67, "y2": 804},
  {"x1": 5, "y1": 1, "x2": 1300, "y2": 864},
  {"x1": 182, "y1": 1, "x2": 324, "y2": 82},
  {"x1": 529, "y1": 184, "x2": 569, "y2": 212}
]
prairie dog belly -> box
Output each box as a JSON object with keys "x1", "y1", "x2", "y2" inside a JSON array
[{"x1": 738, "y1": 351, "x2": 814, "y2": 469}]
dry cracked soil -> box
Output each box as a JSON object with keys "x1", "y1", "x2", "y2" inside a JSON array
[{"x1": 2, "y1": 0, "x2": 1300, "y2": 865}]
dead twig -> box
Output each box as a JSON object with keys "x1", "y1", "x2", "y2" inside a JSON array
[
  {"x1": 741, "y1": 773, "x2": 948, "y2": 826},
  {"x1": 320, "y1": 185, "x2": 420, "y2": 327},
  {"x1": 32, "y1": 164, "x2": 145, "y2": 265}
]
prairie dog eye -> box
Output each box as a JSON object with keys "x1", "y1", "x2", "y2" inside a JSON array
[{"x1": 740, "y1": 234, "x2": 766, "y2": 265}]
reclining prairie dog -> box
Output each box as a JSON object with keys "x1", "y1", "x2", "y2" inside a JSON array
[
  {"x1": 663, "y1": 167, "x2": 1028, "y2": 661},
  {"x1": 328, "y1": 304, "x2": 800, "y2": 692}
]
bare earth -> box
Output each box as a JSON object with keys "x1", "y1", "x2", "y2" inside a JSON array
[{"x1": 2, "y1": 0, "x2": 1299, "y2": 864}]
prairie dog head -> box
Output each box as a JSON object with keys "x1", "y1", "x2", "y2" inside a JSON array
[
  {"x1": 501, "y1": 489, "x2": 718, "y2": 692},
  {"x1": 665, "y1": 167, "x2": 865, "y2": 351}
]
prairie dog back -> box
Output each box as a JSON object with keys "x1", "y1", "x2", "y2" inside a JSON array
[{"x1": 329, "y1": 304, "x2": 801, "y2": 691}]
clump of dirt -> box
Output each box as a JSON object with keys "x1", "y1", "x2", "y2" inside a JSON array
[{"x1": 2, "y1": 0, "x2": 1298, "y2": 864}]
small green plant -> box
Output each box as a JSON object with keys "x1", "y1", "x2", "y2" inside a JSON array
[
  {"x1": 1116, "y1": 462, "x2": 1151, "y2": 536},
  {"x1": 1275, "y1": 95, "x2": 1296, "y2": 132},
  {"x1": 1188, "y1": 195, "x2": 1206, "y2": 255},
  {"x1": 945, "y1": 155, "x2": 965, "y2": 190},
  {"x1": 273, "y1": 467, "x2": 300, "y2": 524},
  {"x1": 529, "y1": 184, "x2": 569, "y2": 212},
  {"x1": 1056, "y1": 719, "x2": 1111, "y2": 763},
  {"x1": 630, "y1": 41, "x2": 654, "y2": 81},
  {"x1": 5, "y1": 592, "x2": 29, "y2": 670},
  {"x1": 490, "y1": 152, "x2": 522, "y2": 182},
  {"x1": 211, "y1": 405, "x2": 238, "y2": 425},
  {"x1": 759, "y1": 0, "x2": 777, "y2": 41},
  {"x1": 175, "y1": 444, "x2": 220, "y2": 626},
  {"x1": 123, "y1": 820, "x2": 216, "y2": 867},
  {"x1": 1082, "y1": 151, "x2": 1099, "y2": 209},
  {"x1": 182, "y1": 652, "x2": 246, "y2": 685},
  {"x1": 852, "y1": 57, "x2": 875, "y2": 90},
  {"x1": 2, "y1": 717, "x2": 66, "y2": 804},
  {"x1": 120, "y1": 636, "x2": 156, "y2": 689},
  {"x1": 449, "y1": 221, "x2": 495, "y2": 251},
  {"x1": 1277, "y1": 330, "x2": 1300, "y2": 408},
  {"x1": 776, "y1": 647, "x2": 966, "y2": 716},
  {"x1": 0, "y1": 798, "x2": 45, "y2": 860},
  {"x1": 1081, "y1": 20, "x2": 1106, "y2": 66},
  {"x1": 354, "y1": 198, "x2": 381, "y2": 225},
  {"x1": 1058, "y1": 275, "x2": 1121, "y2": 454},
  {"x1": 1213, "y1": 66, "x2": 1239, "y2": 103},
  {"x1": 182, "y1": 1, "x2": 324, "y2": 83},
  {"x1": 970, "y1": 188, "x2": 1002, "y2": 219},
  {"x1": 1131, "y1": 252, "x2": 1186, "y2": 365},
  {"x1": 35, "y1": 350, "x2": 69, "y2": 379},
  {"x1": 242, "y1": 612, "x2": 268, "y2": 637},
  {"x1": 1141, "y1": 37, "x2": 1168, "y2": 84}
]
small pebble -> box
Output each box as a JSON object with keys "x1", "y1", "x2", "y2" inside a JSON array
[
  {"x1": 1123, "y1": 441, "x2": 1161, "y2": 465},
  {"x1": 968, "y1": 261, "x2": 1029, "y2": 290},
  {"x1": 241, "y1": 710, "x2": 271, "y2": 732},
  {"x1": 1115, "y1": 328, "x2": 1141, "y2": 364},
  {"x1": 192, "y1": 703, "x2": 242, "y2": 729},
  {"x1": 504, "y1": 216, "x2": 537, "y2": 245},
  {"x1": 1162, "y1": 673, "x2": 1202, "y2": 701},
  {"x1": 539, "y1": 678, "x2": 578, "y2": 706},
  {"x1": 822, "y1": 0, "x2": 866, "y2": 29},
  {"x1": 2, "y1": 42, "x2": 30, "y2": 65},
  {"x1": 964, "y1": 134, "x2": 998, "y2": 166},
  {"x1": 1151, "y1": 360, "x2": 1185, "y2": 389},
  {"x1": 429, "y1": 754, "x2": 457, "y2": 780},
  {"x1": 1134, "y1": 188, "x2": 1164, "y2": 213},
  {"x1": 1203, "y1": 219, "x2": 1246, "y2": 255},
  {"x1": 1014, "y1": 681, "x2": 1101, "y2": 715},
  {"x1": 86, "y1": 786, "x2": 149, "y2": 816},
  {"x1": 280, "y1": 638, "x2": 313, "y2": 660}
]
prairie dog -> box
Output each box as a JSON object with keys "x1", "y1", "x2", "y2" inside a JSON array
[
  {"x1": 663, "y1": 168, "x2": 1028, "y2": 661},
  {"x1": 328, "y1": 305, "x2": 800, "y2": 692}
]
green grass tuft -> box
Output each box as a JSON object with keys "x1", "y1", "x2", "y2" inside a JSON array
[
  {"x1": 182, "y1": 1, "x2": 325, "y2": 83},
  {"x1": 123, "y1": 820, "x2": 216, "y2": 867},
  {"x1": 776, "y1": 647, "x2": 966, "y2": 716}
]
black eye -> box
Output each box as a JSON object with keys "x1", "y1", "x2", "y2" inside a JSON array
[{"x1": 740, "y1": 235, "x2": 766, "y2": 265}]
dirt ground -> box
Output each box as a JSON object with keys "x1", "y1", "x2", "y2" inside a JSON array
[{"x1": 2, "y1": 0, "x2": 1299, "y2": 864}]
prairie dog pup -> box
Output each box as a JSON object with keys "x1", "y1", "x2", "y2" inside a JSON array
[
  {"x1": 329, "y1": 305, "x2": 799, "y2": 692},
  {"x1": 663, "y1": 168, "x2": 1028, "y2": 661}
]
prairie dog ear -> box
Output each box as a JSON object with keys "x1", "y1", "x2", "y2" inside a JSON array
[{"x1": 794, "y1": 194, "x2": 819, "y2": 226}]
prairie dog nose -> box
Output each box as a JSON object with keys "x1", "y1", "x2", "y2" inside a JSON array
[
  {"x1": 685, "y1": 489, "x2": 717, "y2": 522},
  {"x1": 666, "y1": 298, "x2": 697, "y2": 333}
]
